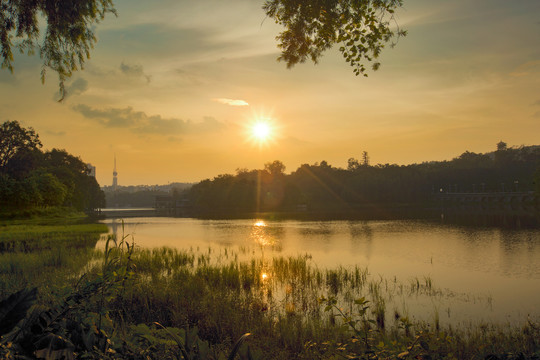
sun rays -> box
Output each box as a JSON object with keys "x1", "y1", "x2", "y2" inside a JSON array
[{"x1": 244, "y1": 111, "x2": 281, "y2": 148}]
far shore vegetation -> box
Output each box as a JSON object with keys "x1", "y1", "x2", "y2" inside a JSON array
[
  {"x1": 110, "y1": 142, "x2": 540, "y2": 219},
  {"x1": 183, "y1": 143, "x2": 540, "y2": 216}
]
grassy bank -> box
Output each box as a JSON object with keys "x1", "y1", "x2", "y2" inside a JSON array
[
  {"x1": 0, "y1": 206, "x2": 94, "y2": 223},
  {"x1": 0, "y1": 213, "x2": 107, "y2": 304}
]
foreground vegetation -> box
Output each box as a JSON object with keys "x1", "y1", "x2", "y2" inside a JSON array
[{"x1": 0, "y1": 222, "x2": 538, "y2": 359}]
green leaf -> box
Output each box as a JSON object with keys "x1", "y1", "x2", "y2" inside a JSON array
[
  {"x1": 0, "y1": 287, "x2": 38, "y2": 336},
  {"x1": 228, "y1": 333, "x2": 251, "y2": 360}
]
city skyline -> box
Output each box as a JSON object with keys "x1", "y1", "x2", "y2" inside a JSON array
[{"x1": 1, "y1": 0, "x2": 539, "y2": 186}]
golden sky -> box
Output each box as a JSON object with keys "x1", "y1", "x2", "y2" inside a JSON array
[{"x1": 1, "y1": 0, "x2": 539, "y2": 186}]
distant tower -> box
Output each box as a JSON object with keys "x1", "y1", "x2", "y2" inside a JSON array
[{"x1": 112, "y1": 155, "x2": 118, "y2": 191}]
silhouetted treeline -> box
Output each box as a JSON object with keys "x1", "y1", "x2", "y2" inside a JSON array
[
  {"x1": 103, "y1": 183, "x2": 192, "y2": 208},
  {"x1": 0, "y1": 121, "x2": 105, "y2": 212},
  {"x1": 105, "y1": 190, "x2": 170, "y2": 208},
  {"x1": 184, "y1": 142, "x2": 540, "y2": 217}
]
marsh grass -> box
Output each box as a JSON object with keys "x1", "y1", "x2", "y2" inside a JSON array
[
  {"x1": 0, "y1": 223, "x2": 538, "y2": 359},
  {"x1": 0, "y1": 219, "x2": 106, "y2": 302},
  {"x1": 80, "y1": 244, "x2": 539, "y2": 358}
]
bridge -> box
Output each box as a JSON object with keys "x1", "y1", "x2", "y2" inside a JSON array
[
  {"x1": 435, "y1": 191, "x2": 539, "y2": 212},
  {"x1": 433, "y1": 191, "x2": 539, "y2": 227}
]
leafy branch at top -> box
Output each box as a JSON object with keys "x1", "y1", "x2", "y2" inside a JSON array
[
  {"x1": 0, "y1": 0, "x2": 116, "y2": 100},
  {"x1": 263, "y1": 0, "x2": 406, "y2": 76}
]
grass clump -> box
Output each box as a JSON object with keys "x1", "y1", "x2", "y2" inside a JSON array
[{"x1": 87, "y1": 244, "x2": 539, "y2": 359}]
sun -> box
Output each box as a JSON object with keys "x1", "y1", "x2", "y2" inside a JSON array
[
  {"x1": 252, "y1": 122, "x2": 271, "y2": 141},
  {"x1": 246, "y1": 117, "x2": 277, "y2": 147},
  {"x1": 243, "y1": 109, "x2": 282, "y2": 148}
]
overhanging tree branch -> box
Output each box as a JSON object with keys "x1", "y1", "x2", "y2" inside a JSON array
[{"x1": 263, "y1": 0, "x2": 406, "y2": 76}]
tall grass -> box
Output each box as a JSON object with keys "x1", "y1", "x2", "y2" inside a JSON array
[
  {"x1": 80, "y1": 244, "x2": 539, "y2": 358},
  {"x1": 0, "y1": 223, "x2": 538, "y2": 359}
]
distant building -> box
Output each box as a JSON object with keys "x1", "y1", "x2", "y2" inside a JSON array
[
  {"x1": 87, "y1": 163, "x2": 96, "y2": 177},
  {"x1": 112, "y1": 155, "x2": 118, "y2": 191}
]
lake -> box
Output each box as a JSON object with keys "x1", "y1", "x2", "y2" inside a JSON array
[{"x1": 101, "y1": 217, "x2": 540, "y2": 326}]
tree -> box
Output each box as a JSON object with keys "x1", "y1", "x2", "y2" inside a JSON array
[
  {"x1": 44, "y1": 149, "x2": 100, "y2": 210},
  {"x1": 265, "y1": 160, "x2": 286, "y2": 176},
  {"x1": 362, "y1": 151, "x2": 370, "y2": 166},
  {"x1": 31, "y1": 171, "x2": 67, "y2": 207},
  {"x1": 0, "y1": 120, "x2": 42, "y2": 168},
  {"x1": 0, "y1": 0, "x2": 116, "y2": 100},
  {"x1": 347, "y1": 157, "x2": 360, "y2": 171},
  {"x1": 3, "y1": 1, "x2": 404, "y2": 98},
  {"x1": 3, "y1": 147, "x2": 43, "y2": 179},
  {"x1": 263, "y1": 0, "x2": 406, "y2": 76},
  {"x1": 535, "y1": 167, "x2": 540, "y2": 195},
  {"x1": 496, "y1": 141, "x2": 508, "y2": 152},
  {"x1": 0, "y1": 173, "x2": 15, "y2": 206}
]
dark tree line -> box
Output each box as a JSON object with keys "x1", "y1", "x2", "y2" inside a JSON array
[
  {"x1": 185, "y1": 144, "x2": 540, "y2": 216},
  {"x1": 0, "y1": 120, "x2": 105, "y2": 212}
]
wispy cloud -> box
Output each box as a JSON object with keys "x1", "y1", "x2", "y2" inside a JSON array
[
  {"x1": 73, "y1": 104, "x2": 225, "y2": 135},
  {"x1": 214, "y1": 98, "x2": 249, "y2": 106},
  {"x1": 510, "y1": 61, "x2": 540, "y2": 77},
  {"x1": 46, "y1": 130, "x2": 66, "y2": 136},
  {"x1": 120, "y1": 62, "x2": 151, "y2": 83},
  {"x1": 55, "y1": 78, "x2": 88, "y2": 101}
]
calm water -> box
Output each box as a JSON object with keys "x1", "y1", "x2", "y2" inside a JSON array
[{"x1": 101, "y1": 217, "x2": 540, "y2": 325}]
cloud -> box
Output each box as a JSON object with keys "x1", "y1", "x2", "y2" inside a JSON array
[
  {"x1": 214, "y1": 98, "x2": 249, "y2": 106},
  {"x1": 54, "y1": 78, "x2": 88, "y2": 101},
  {"x1": 46, "y1": 130, "x2": 66, "y2": 136},
  {"x1": 510, "y1": 61, "x2": 540, "y2": 77},
  {"x1": 73, "y1": 104, "x2": 225, "y2": 135},
  {"x1": 120, "y1": 62, "x2": 151, "y2": 83},
  {"x1": 167, "y1": 136, "x2": 183, "y2": 143}
]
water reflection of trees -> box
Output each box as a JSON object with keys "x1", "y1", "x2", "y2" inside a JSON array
[
  {"x1": 498, "y1": 230, "x2": 540, "y2": 278},
  {"x1": 348, "y1": 221, "x2": 374, "y2": 260},
  {"x1": 299, "y1": 222, "x2": 334, "y2": 236}
]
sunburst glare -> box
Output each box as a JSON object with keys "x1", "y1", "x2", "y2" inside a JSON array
[
  {"x1": 253, "y1": 122, "x2": 270, "y2": 141},
  {"x1": 244, "y1": 111, "x2": 281, "y2": 148}
]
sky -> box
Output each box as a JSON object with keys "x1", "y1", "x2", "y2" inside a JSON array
[{"x1": 1, "y1": 0, "x2": 539, "y2": 186}]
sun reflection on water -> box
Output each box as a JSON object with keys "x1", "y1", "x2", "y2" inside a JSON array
[{"x1": 250, "y1": 219, "x2": 276, "y2": 247}]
